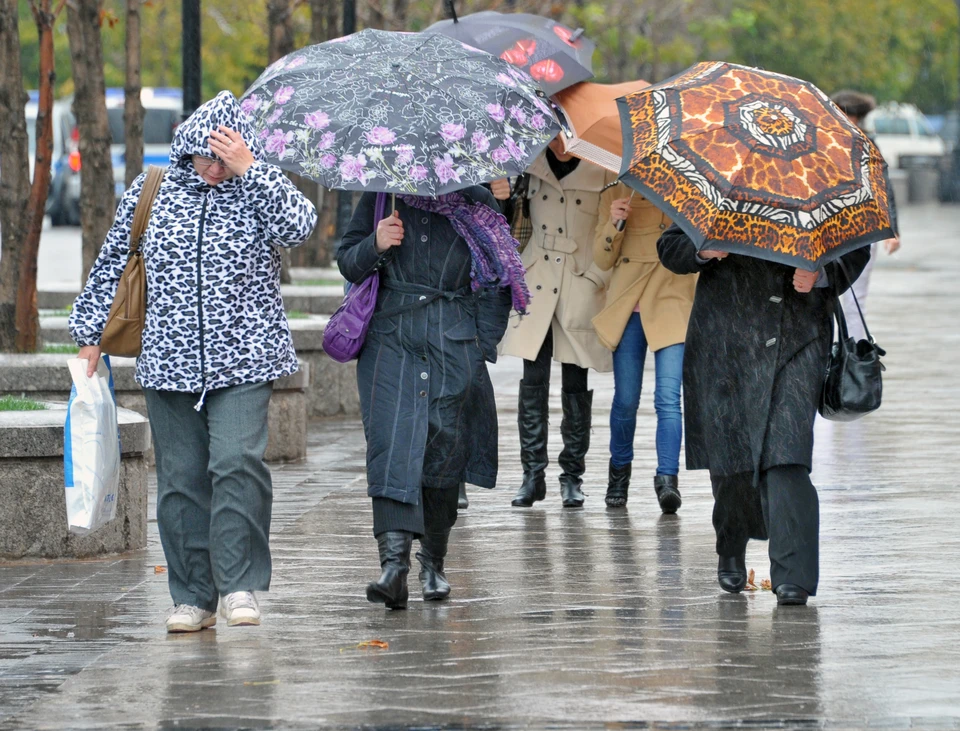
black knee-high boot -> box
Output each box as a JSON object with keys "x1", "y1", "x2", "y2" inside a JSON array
[
  {"x1": 559, "y1": 390, "x2": 592, "y2": 508},
  {"x1": 417, "y1": 530, "x2": 451, "y2": 601},
  {"x1": 366, "y1": 531, "x2": 413, "y2": 610},
  {"x1": 511, "y1": 382, "x2": 550, "y2": 507}
]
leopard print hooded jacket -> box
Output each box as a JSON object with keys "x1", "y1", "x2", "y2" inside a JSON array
[{"x1": 70, "y1": 91, "x2": 318, "y2": 402}]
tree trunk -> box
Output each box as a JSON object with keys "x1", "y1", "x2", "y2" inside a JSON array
[
  {"x1": 0, "y1": 0, "x2": 32, "y2": 351},
  {"x1": 7, "y1": 0, "x2": 61, "y2": 352},
  {"x1": 67, "y1": 0, "x2": 116, "y2": 286},
  {"x1": 124, "y1": 0, "x2": 143, "y2": 187}
]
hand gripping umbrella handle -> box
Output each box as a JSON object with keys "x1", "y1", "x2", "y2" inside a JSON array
[{"x1": 614, "y1": 190, "x2": 636, "y2": 232}]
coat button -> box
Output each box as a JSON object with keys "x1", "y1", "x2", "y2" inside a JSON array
[
  {"x1": 766, "y1": 338, "x2": 777, "y2": 347},
  {"x1": 421, "y1": 217, "x2": 428, "y2": 224},
  {"x1": 769, "y1": 296, "x2": 783, "y2": 304},
  {"x1": 419, "y1": 390, "x2": 427, "y2": 397},
  {"x1": 553, "y1": 288, "x2": 558, "y2": 294},
  {"x1": 560, "y1": 197, "x2": 564, "y2": 203},
  {"x1": 543, "y1": 194, "x2": 548, "y2": 200},
  {"x1": 659, "y1": 223, "x2": 666, "y2": 229},
  {"x1": 421, "y1": 372, "x2": 428, "y2": 380},
  {"x1": 606, "y1": 236, "x2": 612, "y2": 243},
  {"x1": 576, "y1": 199, "x2": 582, "y2": 205},
  {"x1": 555, "y1": 257, "x2": 561, "y2": 263},
  {"x1": 420, "y1": 235, "x2": 428, "y2": 242},
  {"x1": 542, "y1": 224, "x2": 547, "y2": 230},
  {"x1": 419, "y1": 295, "x2": 427, "y2": 301},
  {"x1": 558, "y1": 227, "x2": 563, "y2": 233},
  {"x1": 536, "y1": 285, "x2": 542, "y2": 290},
  {"x1": 604, "y1": 247, "x2": 611, "y2": 252},
  {"x1": 544, "y1": 254, "x2": 548, "y2": 260},
  {"x1": 622, "y1": 257, "x2": 630, "y2": 263}
]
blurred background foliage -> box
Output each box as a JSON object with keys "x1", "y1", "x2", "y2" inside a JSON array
[{"x1": 17, "y1": 0, "x2": 960, "y2": 112}]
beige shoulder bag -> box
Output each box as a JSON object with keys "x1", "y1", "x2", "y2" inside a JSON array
[{"x1": 99, "y1": 165, "x2": 165, "y2": 357}]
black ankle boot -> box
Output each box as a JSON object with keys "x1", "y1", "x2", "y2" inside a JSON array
[
  {"x1": 416, "y1": 530, "x2": 451, "y2": 601},
  {"x1": 605, "y1": 461, "x2": 631, "y2": 508},
  {"x1": 512, "y1": 382, "x2": 549, "y2": 507},
  {"x1": 457, "y1": 482, "x2": 469, "y2": 510},
  {"x1": 717, "y1": 553, "x2": 747, "y2": 593},
  {"x1": 775, "y1": 584, "x2": 810, "y2": 606},
  {"x1": 654, "y1": 474, "x2": 682, "y2": 514},
  {"x1": 559, "y1": 390, "x2": 592, "y2": 508},
  {"x1": 366, "y1": 531, "x2": 413, "y2": 609}
]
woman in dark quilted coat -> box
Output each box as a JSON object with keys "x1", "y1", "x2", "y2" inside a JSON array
[
  {"x1": 657, "y1": 225, "x2": 870, "y2": 605},
  {"x1": 338, "y1": 186, "x2": 519, "y2": 609}
]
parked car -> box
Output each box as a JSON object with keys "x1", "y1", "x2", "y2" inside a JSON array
[
  {"x1": 865, "y1": 102, "x2": 947, "y2": 171},
  {"x1": 38, "y1": 87, "x2": 182, "y2": 226}
]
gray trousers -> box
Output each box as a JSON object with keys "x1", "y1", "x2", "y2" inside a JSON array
[
  {"x1": 711, "y1": 465, "x2": 820, "y2": 595},
  {"x1": 144, "y1": 381, "x2": 273, "y2": 612}
]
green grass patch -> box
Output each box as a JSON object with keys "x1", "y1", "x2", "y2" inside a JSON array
[
  {"x1": 42, "y1": 343, "x2": 80, "y2": 354},
  {"x1": 40, "y1": 308, "x2": 72, "y2": 317},
  {"x1": 285, "y1": 310, "x2": 312, "y2": 320},
  {"x1": 294, "y1": 279, "x2": 341, "y2": 287},
  {"x1": 0, "y1": 396, "x2": 46, "y2": 412}
]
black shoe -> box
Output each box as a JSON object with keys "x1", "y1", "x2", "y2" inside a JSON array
[
  {"x1": 605, "y1": 461, "x2": 631, "y2": 508},
  {"x1": 775, "y1": 584, "x2": 810, "y2": 606},
  {"x1": 511, "y1": 382, "x2": 549, "y2": 507},
  {"x1": 717, "y1": 554, "x2": 747, "y2": 593},
  {"x1": 559, "y1": 390, "x2": 592, "y2": 508},
  {"x1": 366, "y1": 531, "x2": 412, "y2": 610},
  {"x1": 416, "y1": 530, "x2": 451, "y2": 601},
  {"x1": 654, "y1": 474, "x2": 682, "y2": 514},
  {"x1": 457, "y1": 482, "x2": 469, "y2": 510}
]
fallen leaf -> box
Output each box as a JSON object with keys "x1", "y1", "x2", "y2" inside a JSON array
[
  {"x1": 154, "y1": 566, "x2": 167, "y2": 574},
  {"x1": 760, "y1": 579, "x2": 772, "y2": 591},
  {"x1": 356, "y1": 639, "x2": 389, "y2": 650},
  {"x1": 744, "y1": 568, "x2": 758, "y2": 591}
]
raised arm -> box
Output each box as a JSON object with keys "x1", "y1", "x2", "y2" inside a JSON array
[
  {"x1": 657, "y1": 223, "x2": 713, "y2": 275},
  {"x1": 239, "y1": 163, "x2": 318, "y2": 247}
]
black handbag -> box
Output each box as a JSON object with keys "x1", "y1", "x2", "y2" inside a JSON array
[{"x1": 819, "y1": 262, "x2": 886, "y2": 421}]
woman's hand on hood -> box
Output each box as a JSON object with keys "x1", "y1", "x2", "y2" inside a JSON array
[{"x1": 210, "y1": 126, "x2": 255, "y2": 178}]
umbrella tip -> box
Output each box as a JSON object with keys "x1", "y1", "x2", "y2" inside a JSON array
[{"x1": 570, "y1": 28, "x2": 585, "y2": 41}]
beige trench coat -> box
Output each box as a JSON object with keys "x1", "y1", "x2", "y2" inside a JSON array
[
  {"x1": 591, "y1": 179, "x2": 697, "y2": 352},
  {"x1": 499, "y1": 155, "x2": 613, "y2": 372}
]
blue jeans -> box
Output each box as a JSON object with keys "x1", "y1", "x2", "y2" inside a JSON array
[{"x1": 609, "y1": 312, "x2": 684, "y2": 475}]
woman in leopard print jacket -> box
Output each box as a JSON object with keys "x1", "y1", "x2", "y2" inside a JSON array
[{"x1": 69, "y1": 91, "x2": 317, "y2": 633}]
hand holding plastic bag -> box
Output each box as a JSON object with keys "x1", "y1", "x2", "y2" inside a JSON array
[{"x1": 64, "y1": 356, "x2": 120, "y2": 534}]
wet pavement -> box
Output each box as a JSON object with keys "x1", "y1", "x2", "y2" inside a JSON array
[{"x1": 3, "y1": 204, "x2": 960, "y2": 729}]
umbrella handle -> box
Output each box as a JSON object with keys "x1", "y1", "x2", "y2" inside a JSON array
[
  {"x1": 445, "y1": 0, "x2": 458, "y2": 23},
  {"x1": 391, "y1": 193, "x2": 396, "y2": 215},
  {"x1": 614, "y1": 190, "x2": 636, "y2": 232}
]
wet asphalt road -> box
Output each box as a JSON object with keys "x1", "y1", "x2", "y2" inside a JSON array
[{"x1": 1, "y1": 204, "x2": 959, "y2": 729}]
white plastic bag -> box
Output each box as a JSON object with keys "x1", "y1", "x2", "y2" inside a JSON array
[{"x1": 64, "y1": 356, "x2": 121, "y2": 534}]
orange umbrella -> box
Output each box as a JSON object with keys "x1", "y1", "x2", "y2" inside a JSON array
[{"x1": 553, "y1": 79, "x2": 650, "y2": 172}]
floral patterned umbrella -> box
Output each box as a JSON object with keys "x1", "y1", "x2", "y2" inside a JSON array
[
  {"x1": 240, "y1": 29, "x2": 560, "y2": 196},
  {"x1": 423, "y1": 10, "x2": 595, "y2": 97},
  {"x1": 617, "y1": 62, "x2": 895, "y2": 271}
]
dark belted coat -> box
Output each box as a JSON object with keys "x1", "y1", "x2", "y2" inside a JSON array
[
  {"x1": 338, "y1": 187, "x2": 513, "y2": 505},
  {"x1": 657, "y1": 224, "x2": 871, "y2": 481}
]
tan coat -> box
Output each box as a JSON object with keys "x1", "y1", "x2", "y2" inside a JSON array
[
  {"x1": 591, "y1": 179, "x2": 697, "y2": 352},
  {"x1": 499, "y1": 155, "x2": 613, "y2": 372}
]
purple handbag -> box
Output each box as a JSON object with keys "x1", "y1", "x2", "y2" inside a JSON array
[{"x1": 322, "y1": 192, "x2": 388, "y2": 363}]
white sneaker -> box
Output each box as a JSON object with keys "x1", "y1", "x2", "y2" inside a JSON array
[
  {"x1": 165, "y1": 604, "x2": 217, "y2": 633},
  {"x1": 219, "y1": 591, "x2": 261, "y2": 627}
]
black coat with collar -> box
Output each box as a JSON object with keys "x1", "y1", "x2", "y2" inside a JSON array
[
  {"x1": 657, "y1": 224, "x2": 871, "y2": 480},
  {"x1": 337, "y1": 187, "x2": 512, "y2": 504}
]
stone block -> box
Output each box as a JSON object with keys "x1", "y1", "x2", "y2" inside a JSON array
[
  {"x1": 287, "y1": 315, "x2": 360, "y2": 418},
  {"x1": 281, "y1": 284, "x2": 344, "y2": 315},
  {"x1": 0, "y1": 403, "x2": 150, "y2": 560}
]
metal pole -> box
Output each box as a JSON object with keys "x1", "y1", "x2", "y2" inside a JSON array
[
  {"x1": 335, "y1": 0, "x2": 358, "y2": 240},
  {"x1": 182, "y1": 0, "x2": 202, "y2": 118}
]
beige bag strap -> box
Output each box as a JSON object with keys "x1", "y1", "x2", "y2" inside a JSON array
[{"x1": 129, "y1": 165, "x2": 165, "y2": 254}]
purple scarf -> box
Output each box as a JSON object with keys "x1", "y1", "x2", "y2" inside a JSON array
[{"x1": 399, "y1": 192, "x2": 531, "y2": 314}]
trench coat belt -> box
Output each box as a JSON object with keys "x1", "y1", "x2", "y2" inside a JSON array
[
  {"x1": 539, "y1": 234, "x2": 579, "y2": 254},
  {"x1": 373, "y1": 280, "x2": 473, "y2": 320}
]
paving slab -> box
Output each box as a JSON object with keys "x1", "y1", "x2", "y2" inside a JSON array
[{"x1": 2, "y1": 204, "x2": 959, "y2": 729}]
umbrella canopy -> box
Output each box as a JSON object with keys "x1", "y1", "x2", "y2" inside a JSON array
[
  {"x1": 617, "y1": 61, "x2": 895, "y2": 271},
  {"x1": 240, "y1": 29, "x2": 559, "y2": 196},
  {"x1": 424, "y1": 10, "x2": 595, "y2": 96},
  {"x1": 553, "y1": 80, "x2": 649, "y2": 173}
]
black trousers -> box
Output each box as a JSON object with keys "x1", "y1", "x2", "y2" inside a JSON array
[
  {"x1": 372, "y1": 486, "x2": 459, "y2": 538},
  {"x1": 711, "y1": 465, "x2": 820, "y2": 595},
  {"x1": 523, "y1": 327, "x2": 588, "y2": 393}
]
